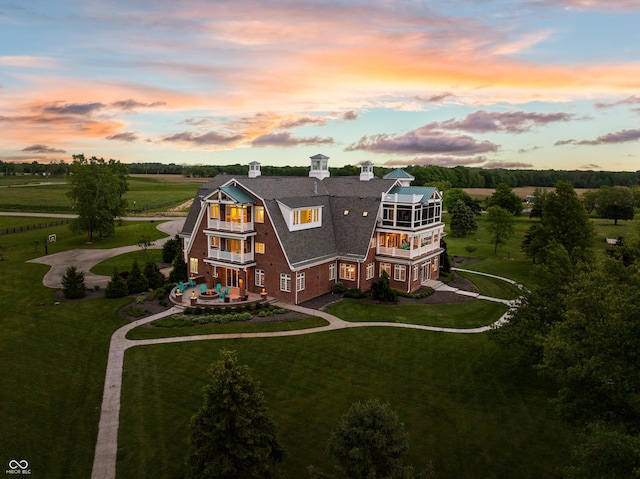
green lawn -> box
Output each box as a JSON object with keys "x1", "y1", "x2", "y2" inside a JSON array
[
  {"x1": 0, "y1": 218, "x2": 171, "y2": 477},
  {"x1": 454, "y1": 271, "x2": 522, "y2": 300},
  {"x1": 118, "y1": 330, "x2": 575, "y2": 479},
  {"x1": 126, "y1": 316, "x2": 329, "y2": 340},
  {"x1": 91, "y1": 249, "x2": 163, "y2": 276},
  {"x1": 328, "y1": 299, "x2": 507, "y2": 328}
]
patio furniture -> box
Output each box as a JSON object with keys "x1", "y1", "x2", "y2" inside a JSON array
[
  {"x1": 188, "y1": 278, "x2": 196, "y2": 288},
  {"x1": 200, "y1": 283, "x2": 207, "y2": 293}
]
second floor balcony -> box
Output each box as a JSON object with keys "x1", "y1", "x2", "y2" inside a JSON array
[
  {"x1": 207, "y1": 218, "x2": 254, "y2": 232},
  {"x1": 207, "y1": 247, "x2": 255, "y2": 264},
  {"x1": 376, "y1": 230, "x2": 442, "y2": 260}
]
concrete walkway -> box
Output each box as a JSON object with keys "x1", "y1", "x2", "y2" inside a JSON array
[
  {"x1": 90, "y1": 270, "x2": 521, "y2": 479},
  {"x1": 27, "y1": 218, "x2": 184, "y2": 288}
]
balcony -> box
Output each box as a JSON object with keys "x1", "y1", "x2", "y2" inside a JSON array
[
  {"x1": 377, "y1": 242, "x2": 441, "y2": 260},
  {"x1": 207, "y1": 218, "x2": 254, "y2": 233},
  {"x1": 207, "y1": 248, "x2": 255, "y2": 264}
]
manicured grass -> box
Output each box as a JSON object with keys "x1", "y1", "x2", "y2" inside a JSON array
[
  {"x1": 118, "y1": 329, "x2": 576, "y2": 479},
  {"x1": 455, "y1": 271, "x2": 522, "y2": 300},
  {"x1": 0, "y1": 226, "x2": 130, "y2": 477},
  {"x1": 328, "y1": 299, "x2": 507, "y2": 328},
  {"x1": 126, "y1": 316, "x2": 329, "y2": 340},
  {"x1": 91, "y1": 249, "x2": 163, "y2": 276}
]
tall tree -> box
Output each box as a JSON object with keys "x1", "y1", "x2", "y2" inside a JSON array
[
  {"x1": 324, "y1": 399, "x2": 411, "y2": 479},
  {"x1": 67, "y1": 154, "x2": 129, "y2": 242},
  {"x1": 449, "y1": 200, "x2": 478, "y2": 237},
  {"x1": 486, "y1": 183, "x2": 523, "y2": 217},
  {"x1": 522, "y1": 181, "x2": 594, "y2": 264},
  {"x1": 486, "y1": 206, "x2": 515, "y2": 254},
  {"x1": 596, "y1": 185, "x2": 635, "y2": 225},
  {"x1": 187, "y1": 350, "x2": 285, "y2": 479}
]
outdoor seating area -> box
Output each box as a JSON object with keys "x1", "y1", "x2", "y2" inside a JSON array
[{"x1": 170, "y1": 282, "x2": 267, "y2": 308}]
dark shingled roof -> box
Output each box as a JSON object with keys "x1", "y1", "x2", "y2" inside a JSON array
[{"x1": 181, "y1": 174, "x2": 399, "y2": 267}]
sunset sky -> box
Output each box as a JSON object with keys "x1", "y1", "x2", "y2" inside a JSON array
[{"x1": 1, "y1": 0, "x2": 640, "y2": 171}]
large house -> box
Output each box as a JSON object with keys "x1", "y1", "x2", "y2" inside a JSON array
[{"x1": 179, "y1": 155, "x2": 445, "y2": 304}]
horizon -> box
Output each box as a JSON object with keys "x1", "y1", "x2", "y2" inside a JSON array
[{"x1": 1, "y1": 1, "x2": 640, "y2": 171}]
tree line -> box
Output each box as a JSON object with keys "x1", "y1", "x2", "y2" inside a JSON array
[{"x1": 3, "y1": 159, "x2": 640, "y2": 189}]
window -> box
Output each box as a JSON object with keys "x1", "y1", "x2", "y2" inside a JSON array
[
  {"x1": 280, "y1": 273, "x2": 291, "y2": 292},
  {"x1": 292, "y1": 208, "x2": 320, "y2": 225},
  {"x1": 366, "y1": 262, "x2": 375, "y2": 280},
  {"x1": 210, "y1": 236, "x2": 219, "y2": 248},
  {"x1": 255, "y1": 206, "x2": 265, "y2": 223},
  {"x1": 255, "y1": 269, "x2": 264, "y2": 287},
  {"x1": 210, "y1": 203, "x2": 219, "y2": 219},
  {"x1": 339, "y1": 263, "x2": 355, "y2": 281},
  {"x1": 394, "y1": 264, "x2": 406, "y2": 282},
  {"x1": 329, "y1": 263, "x2": 336, "y2": 280},
  {"x1": 413, "y1": 264, "x2": 419, "y2": 281},
  {"x1": 189, "y1": 258, "x2": 198, "y2": 275},
  {"x1": 370, "y1": 236, "x2": 376, "y2": 248},
  {"x1": 211, "y1": 266, "x2": 218, "y2": 278},
  {"x1": 433, "y1": 257, "x2": 439, "y2": 271},
  {"x1": 296, "y1": 272, "x2": 305, "y2": 291},
  {"x1": 380, "y1": 262, "x2": 391, "y2": 277},
  {"x1": 255, "y1": 242, "x2": 265, "y2": 254}
]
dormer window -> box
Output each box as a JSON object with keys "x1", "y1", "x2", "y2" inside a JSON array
[
  {"x1": 293, "y1": 207, "x2": 320, "y2": 226},
  {"x1": 278, "y1": 201, "x2": 323, "y2": 231}
]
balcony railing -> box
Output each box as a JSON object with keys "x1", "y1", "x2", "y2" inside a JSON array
[
  {"x1": 207, "y1": 218, "x2": 254, "y2": 232},
  {"x1": 207, "y1": 249, "x2": 255, "y2": 264},
  {"x1": 377, "y1": 243, "x2": 440, "y2": 259}
]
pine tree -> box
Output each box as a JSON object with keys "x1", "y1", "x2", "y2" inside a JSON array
[
  {"x1": 105, "y1": 268, "x2": 128, "y2": 298},
  {"x1": 61, "y1": 265, "x2": 86, "y2": 299},
  {"x1": 126, "y1": 260, "x2": 148, "y2": 294},
  {"x1": 143, "y1": 260, "x2": 165, "y2": 290},
  {"x1": 187, "y1": 350, "x2": 285, "y2": 479}
]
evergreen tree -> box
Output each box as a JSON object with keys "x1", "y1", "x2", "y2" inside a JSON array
[
  {"x1": 61, "y1": 265, "x2": 86, "y2": 299},
  {"x1": 162, "y1": 235, "x2": 181, "y2": 263},
  {"x1": 105, "y1": 268, "x2": 128, "y2": 298},
  {"x1": 126, "y1": 260, "x2": 148, "y2": 294},
  {"x1": 143, "y1": 260, "x2": 165, "y2": 290},
  {"x1": 370, "y1": 270, "x2": 397, "y2": 302},
  {"x1": 169, "y1": 252, "x2": 188, "y2": 283},
  {"x1": 187, "y1": 350, "x2": 285, "y2": 479},
  {"x1": 440, "y1": 238, "x2": 451, "y2": 273},
  {"x1": 450, "y1": 200, "x2": 478, "y2": 237}
]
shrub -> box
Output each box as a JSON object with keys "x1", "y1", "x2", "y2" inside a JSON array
[
  {"x1": 161, "y1": 235, "x2": 181, "y2": 263},
  {"x1": 370, "y1": 271, "x2": 397, "y2": 302},
  {"x1": 332, "y1": 282, "x2": 347, "y2": 294},
  {"x1": 344, "y1": 288, "x2": 366, "y2": 299},
  {"x1": 143, "y1": 260, "x2": 165, "y2": 290},
  {"x1": 61, "y1": 265, "x2": 86, "y2": 299}
]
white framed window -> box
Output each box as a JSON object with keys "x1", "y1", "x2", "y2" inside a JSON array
[
  {"x1": 210, "y1": 236, "x2": 219, "y2": 248},
  {"x1": 280, "y1": 273, "x2": 291, "y2": 292},
  {"x1": 210, "y1": 203, "x2": 219, "y2": 219},
  {"x1": 211, "y1": 266, "x2": 218, "y2": 278},
  {"x1": 370, "y1": 237, "x2": 376, "y2": 248},
  {"x1": 255, "y1": 242, "x2": 265, "y2": 254},
  {"x1": 413, "y1": 264, "x2": 419, "y2": 281},
  {"x1": 296, "y1": 272, "x2": 305, "y2": 291},
  {"x1": 380, "y1": 262, "x2": 391, "y2": 277},
  {"x1": 189, "y1": 257, "x2": 198, "y2": 275},
  {"x1": 394, "y1": 264, "x2": 406, "y2": 282},
  {"x1": 339, "y1": 263, "x2": 356, "y2": 281},
  {"x1": 255, "y1": 206, "x2": 265, "y2": 223},
  {"x1": 366, "y1": 262, "x2": 375, "y2": 280},
  {"x1": 329, "y1": 263, "x2": 336, "y2": 280},
  {"x1": 255, "y1": 269, "x2": 264, "y2": 287},
  {"x1": 433, "y1": 257, "x2": 439, "y2": 271}
]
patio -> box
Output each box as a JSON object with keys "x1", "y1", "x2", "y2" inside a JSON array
[{"x1": 170, "y1": 284, "x2": 269, "y2": 308}]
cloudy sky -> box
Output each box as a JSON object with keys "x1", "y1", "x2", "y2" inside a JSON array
[{"x1": 1, "y1": 0, "x2": 640, "y2": 171}]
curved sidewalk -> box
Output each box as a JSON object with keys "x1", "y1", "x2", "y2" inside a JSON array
[
  {"x1": 27, "y1": 218, "x2": 184, "y2": 288},
  {"x1": 90, "y1": 270, "x2": 520, "y2": 479}
]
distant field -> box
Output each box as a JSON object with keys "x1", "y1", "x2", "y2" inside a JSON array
[
  {"x1": 0, "y1": 176, "x2": 201, "y2": 214},
  {"x1": 464, "y1": 187, "x2": 596, "y2": 199}
]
